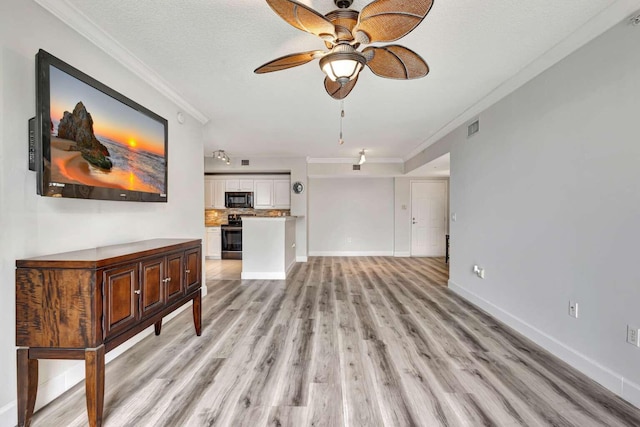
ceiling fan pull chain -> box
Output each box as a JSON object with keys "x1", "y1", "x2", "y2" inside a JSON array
[{"x1": 339, "y1": 100, "x2": 345, "y2": 145}]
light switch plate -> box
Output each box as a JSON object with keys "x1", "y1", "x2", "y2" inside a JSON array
[{"x1": 627, "y1": 325, "x2": 640, "y2": 347}]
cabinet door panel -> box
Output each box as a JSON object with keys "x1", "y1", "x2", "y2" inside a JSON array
[
  {"x1": 214, "y1": 180, "x2": 226, "y2": 209},
  {"x1": 140, "y1": 258, "x2": 165, "y2": 318},
  {"x1": 239, "y1": 179, "x2": 254, "y2": 191},
  {"x1": 204, "y1": 179, "x2": 214, "y2": 209},
  {"x1": 103, "y1": 264, "x2": 138, "y2": 338},
  {"x1": 185, "y1": 248, "x2": 201, "y2": 292},
  {"x1": 254, "y1": 180, "x2": 273, "y2": 209},
  {"x1": 225, "y1": 179, "x2": 239, "y2": 191},
  {"x1": 166, "y1": 253, "x2": 185, "y2": 303},
  {"x1": 274, "y1": 179, "x2": 291, "y2": 208},
  {"x1": 206, "y1": 227, "x2": 221, "y2": 259}
]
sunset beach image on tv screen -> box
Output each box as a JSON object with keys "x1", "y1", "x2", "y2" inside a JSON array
[{"x1": 48, "y1": 65, "x2": 166, "y2": 194}]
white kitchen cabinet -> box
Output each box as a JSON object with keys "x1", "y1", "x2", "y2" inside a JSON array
[
  {"x1": 204, "y1": 178, "x2": 214, "y2": 209},
  {"x1": 254, "y1": 179, "x2": 290, "y2": 209},
  {"x1": 206, "y1": 227, "x2": 221, "y2": 259},
  {"x1": 226, "y1": 179, "x2": 254, "y2": 192},
  {"x1": 273, "y1": 179, "x2": 291, "y2": 209},
  {"x1": 205, "y1": 178, "x2": 226, "y2": 209},
  {"x1": 213, "y1": 180, "x2": 226, "y2": 208},
  {"x1": 254, "y1": 180, "x2": 274, "y2": 209}
]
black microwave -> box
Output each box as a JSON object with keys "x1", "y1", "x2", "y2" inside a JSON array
[{"x1": 225, "y1": 192, "x2": 253, "y2": 208}]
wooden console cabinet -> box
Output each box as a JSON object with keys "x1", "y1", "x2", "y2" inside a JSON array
[{"x1": 15, "y1": 239, "x2": 202, "y2": 427}]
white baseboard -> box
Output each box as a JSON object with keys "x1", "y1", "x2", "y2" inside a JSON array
[
  {"x1": 623, "y1": 378, "x2": 640, "y2": 408},
  {"x1": 308, "y1": 251, "x2": 394, "y2": 257},
  {"x1": 296, "y1": 256, "x2": 308, "y2": 262},
  {"x1": 241, "y1": 271, "x2": 286, "y2": 280},
  {"x1": 394, "y1": 251, "x2": 411, "y2": 257},
  {"x1": 448, "y1": 280, "x2": 640, "y2": 407},
  {"x1": 2, "y1": 303, "x2": 193, "y2": 427},
  {"x1": 0, "y1": 400, "x2": 16, "y2": 427}
]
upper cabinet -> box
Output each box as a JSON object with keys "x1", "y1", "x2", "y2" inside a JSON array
[
  {"x1": 254, "y1": 180, "x2": 273, "y2": 209},
  {"x1": 273, "y1": 180, "x2": 291, "y2": 209},
  {"x1": 226, "y1": 179, "x2": 254, "y2": 192},
  {"x1": 204, "y1": 178, "x2": 226, "y2": 209},
  {"x1": 254, "y1": 178, "x2": 290, "y2": 209},
  {"x1": 205, "y1": 176, "x2": 289, "y2": 210}
]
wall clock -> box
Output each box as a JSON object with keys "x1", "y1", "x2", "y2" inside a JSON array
[{"x1": 292, "y1": 181, "x2": 304, "y2": 194}]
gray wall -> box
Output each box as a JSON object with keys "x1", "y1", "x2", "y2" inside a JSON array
[
  {"x1": 0, "y1": 1, "x2": 205, "y2": 424},
  {"x1": 445, "y1": 20, "x2": 640, "y2": 405},
  {"x1": 309, "y1": 178, "x2": 394, "y2": 255}
]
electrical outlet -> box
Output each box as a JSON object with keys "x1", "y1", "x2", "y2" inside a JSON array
[
  {"x1": 347, "y1": 237, "x2": 352, "y2": 243},
  {"x1": 627, "y1": 325, "x2": 640, "y2": 347},
  {"x1": 472, "y1": 265, "x2": 485, "y2": 279},
  {"x1": 568, "y1": 301, "x2": 579, "y2": 318}
]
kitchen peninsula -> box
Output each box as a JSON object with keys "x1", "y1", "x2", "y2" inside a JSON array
[{"x1": 241, "y1": 216, "x2": 297, "y2": 279}]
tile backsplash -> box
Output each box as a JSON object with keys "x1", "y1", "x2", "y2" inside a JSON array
[{"x1": 205, "y1": 208, "x2": 291, "y2": 225}]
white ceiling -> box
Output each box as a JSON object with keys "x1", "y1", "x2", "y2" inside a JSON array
[{"x1": 38, "y1": 0, "x2": 634, "y2": 163}]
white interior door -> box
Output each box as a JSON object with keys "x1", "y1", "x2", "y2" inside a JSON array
[{"x1": 411, "y1": 181, "x2": 446, "y2": 257}]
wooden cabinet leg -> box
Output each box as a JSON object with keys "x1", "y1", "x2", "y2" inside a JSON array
[
  {"x1": 85, "y1": 346, "x2": 105, "y2": 427},
  {"x1": 17, "y1": 348, "x2": 38, "y2": 427},
  {"x1": 154, "y1": 320, "x2": 162, "y2": 336},
  {"x1": 193, "y1": 290, "x2": 202, "y2": 336}
]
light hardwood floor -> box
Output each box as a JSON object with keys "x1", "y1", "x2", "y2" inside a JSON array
[
  {"x1": 205, "y1": 259, "x2": 242, "y2": 280},
  {"x1": 31, "y1": 257, "x2": 640, "y2": 426}
]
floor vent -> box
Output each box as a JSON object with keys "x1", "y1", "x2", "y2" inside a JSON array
[
  {"x1": 353, "y1": 164, "x2": 361, "y2": 171},
  {"x1": 241, "y1": 159, "x2": 250, "y2": 166},
  {"x1": 468, "y1": 119, "x2": 480, "y2": 137}
]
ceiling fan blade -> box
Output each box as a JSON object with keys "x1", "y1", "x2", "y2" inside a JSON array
[
  {"x1": 363, "y1": 45, "x2": 429, "y2": 79},
  {"x1": 266, "y1": 0, "x2": 336, "y2": 39},
  {"x1": 324, "y1": 76, "x2": 358, "y2": 100},
  {"x1": 354, "y1": 0, "x2": 434, "y2": 43},
  {"x1": 254, "y1": 50, "x2": 324, "y2": 74}
]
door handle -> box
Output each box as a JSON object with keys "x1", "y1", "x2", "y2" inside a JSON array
[{"x1": 134, "y1": 290, "x2": 141, "y2": 295}]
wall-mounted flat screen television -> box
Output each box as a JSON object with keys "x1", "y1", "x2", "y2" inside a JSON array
[{"x1": 34, "y1": 49, "x2": 168, "y2": 202}]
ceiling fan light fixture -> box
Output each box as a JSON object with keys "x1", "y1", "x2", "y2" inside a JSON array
[{"x1": 319, "y1": 46, "x2": 366, "y2": 85}]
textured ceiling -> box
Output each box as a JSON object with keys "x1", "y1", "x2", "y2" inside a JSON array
[{"x1": 49, "y1": 0, "x2": 623, "y2": 162}]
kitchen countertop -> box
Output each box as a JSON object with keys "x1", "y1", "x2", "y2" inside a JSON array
[
  {"x1": 241, "y1": 216, "x2": 300, "y2": 220},
  {"x1": 206, "y1": 216, "x2": 302, "y2": 227}
]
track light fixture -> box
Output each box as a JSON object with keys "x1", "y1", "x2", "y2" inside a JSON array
[
  {"x1": 358, "y1": 149, "x2": 366, "y2": 165},
  {"x1": 213, "y1": 150, "x2": 230, "y2": 165}
]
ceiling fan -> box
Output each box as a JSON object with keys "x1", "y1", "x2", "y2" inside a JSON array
[{"x1": 255, "y1": 0, "x2": 434, "y2": 99}]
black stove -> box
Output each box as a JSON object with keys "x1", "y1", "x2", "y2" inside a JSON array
[
  {"x1": 227, "y1": 214, "x2": 242, "y2": 226},
  {"x1": 221, "y1": 214, "x2": 254, "y2": 259}
]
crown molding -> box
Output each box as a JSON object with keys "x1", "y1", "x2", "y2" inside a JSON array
[
  {"x1": 34, "y1": 0, "x2": 209, "y2": 124},
  {"x1": 307, "y1": 157, "x2": 404, "y2": 164},
  {"x1": 404, "y1": 0, "x2": 640, "y2": 161}
]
